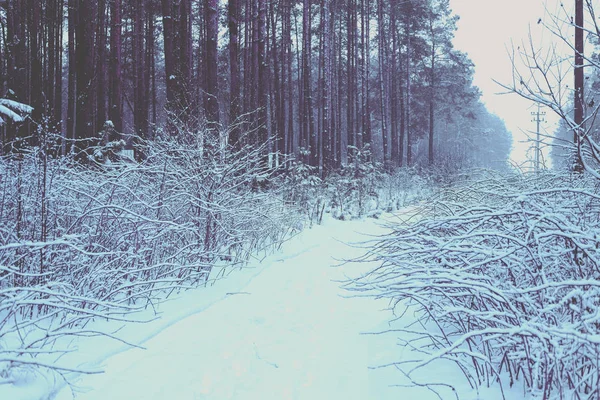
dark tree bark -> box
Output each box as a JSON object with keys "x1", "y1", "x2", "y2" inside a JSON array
[
  {"x1": 228, "y1": 0, "x2": 241, "y2": 147},
  {"x1": 405, "y1": 16, "x2": 412, "y2": 167},
  {"x1": 257, "y1": 0, "x2": 268, "y2": 148},
  {"x1": 322, "y1": 0, "x2": 333, "y2": 172},
  {"x1": 75, "y1": 0, "x2": 96, "y2": 154},
  {"x1": 284, "y1": 0, "x2": 295, "y2": 156},
  {"x1": 270, "y1": 0, "x2": 284, "y2": 160},
  {"x1": 109, "y1": 0, "x2": 123, "y2": 135},
  {"x1": 133, "y1": 0, "x2": 147, "y2": 138},
  {"x1": 27, "y1": 0, "x2": 42, "y2": 140},
  {"x1": 377, "y1": 0, "x2": 388, "y2": 163},
  {"x1": 429, "y1": 41, "x2": 435, "y2": 166},
  {"x1": 53, "y1": 0, "x2": 64, "y2": 130},
  {"x1": 4, "y1": 0, "x2": 28, "y2": 147},
  {"x1": 301, "y1": 0, "x2": 314, "y2": 163},
  {"x1": 161, "y1": 0, "x2": 177, "y2": 128},
  {"x1": 67, "y1": 0, "x2": 77, "y2": 149},
  {"x1": 360, "y1": 0, "x2": 371, "y2": 150},
  {"x1": 390, "y1": 2, "x2": 399, "y2": 166},
  {"x1": 574, "y1": 0, "x2": 584, "y2": 171},
  {"x1": 205, "y1": 0, "x2": 220, "y2": 127},
  {"x1": 96, "y1": 0, "x2": 108, "y2": 131},
  {"x1": 346, "y1": 0, "x2": 356, "y2": 157},
  {"x1": 146, "y1": 0, "x2": 157, "y2": 135}
]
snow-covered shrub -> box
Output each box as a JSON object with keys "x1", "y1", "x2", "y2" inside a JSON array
[
  {"x1": 281, "y1": 154, "x2": 327, "y2": 226},
  {"x1": 0, "y1": 129, "x2": 298, "y2": 377},
  {"x1": 347, "y1": 171, "x2": 600, "y2": 399},
  {"x1": 282, "y1": 146, "x2": 433, "y2": 223},
  {"x1": 377, "y1": 167, "x2": 432, "y2": 211},
  {"x1": 325, "y1": 145, "x2": 386, "y2": 220}
]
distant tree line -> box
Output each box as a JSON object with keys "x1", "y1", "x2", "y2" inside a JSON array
[{"x1": 0, "y1": 0, "x2": 511, "y2": 171}]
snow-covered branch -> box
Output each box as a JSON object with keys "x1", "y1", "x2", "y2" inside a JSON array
[{"x1": 347, "y1": 171, "x2": 600, "y2": 399}]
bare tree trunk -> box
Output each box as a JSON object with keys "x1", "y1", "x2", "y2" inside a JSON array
[
  {"x1": 109, "y1": 0, "x2": 123, "y2": 135},
  {"x1": 360, "y1": 0, "x2": 371, "y2": 151},
  {"x1": 301, "y1": 0, "x2": 314, "y2": 163},
  {"x1": 146, "y1": 0, "x2": 156, "y2": 136},
  {"x1": 161, "y1": 0, "x2": 177, "y2": 129},
  {"x1": 405, "y1": 18, "x2": 412, "y2": 167},
  {"x1": 574, "y1": 0, "x2": 584, "y2": 171},
  {"x1": 96, "y1": 0, "x2": 108, "y2": 131},
  {"x1": 322, "y1": 0, "x2": 333, "y2": 173},
  {"x1": 205, "y1": 0, "x2": 220, "y2": 127},
  {"x1": 390, "y1": 3, "x2": 399, "y2": 166},
  {"x1": 133, "y1": 0, "x2": 148, "y2": 146},
  {"x1": 346, "y1": 0, "x2": 356, "y2": 158},
  {"x1": 228, "y1": 0, "x2": 241, "y2": 147},
  {"x1": 270, "y1": 0, "x2": 284, "y2": 160},
  {"x1": 378, "y1": 0, "x2": 388, "y2": 163},
  {"x1": 75, "y1": 0, "x2": 96, "y2": 156},
  {"x1": 429, "y1": 41, "x2": 435, "y2": 166},
  {"x1": 257, "y1": 0, "x2": 268, "y2": 149},
  {"x1": 286, "y1": 0, "x2": 295, "y2": 157}
]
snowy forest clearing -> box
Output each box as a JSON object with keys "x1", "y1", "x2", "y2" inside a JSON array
[{"x1": 36, "y1": 215, "x2": 517, "y2": 400}]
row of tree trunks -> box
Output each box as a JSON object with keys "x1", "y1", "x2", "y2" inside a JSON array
[{"x1": 0, "y1": 0, "x2": 476, "y2": 171}]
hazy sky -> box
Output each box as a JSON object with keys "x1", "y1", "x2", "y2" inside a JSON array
[{"x1": 450, "y1": 0, "x2": 563, "y2": 167}]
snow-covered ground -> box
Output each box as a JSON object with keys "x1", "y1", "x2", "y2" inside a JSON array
[{"x1": 3, "y1": 215, "x2": 522, "y2": 400}]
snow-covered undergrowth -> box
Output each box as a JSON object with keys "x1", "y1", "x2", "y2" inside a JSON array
[
  {"x1": 283, "y1": 149, "x2": 432, "y2": 226},
  {"x1": 0, "y1": 134, "x2": 298, "y2": 383},
  {"x1": 347, "y1": 170, "x2": 600, "y2": 399}
]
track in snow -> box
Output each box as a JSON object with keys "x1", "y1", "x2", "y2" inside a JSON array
[{"x1": 54, "y1": 217, "x2": 512, "y2": 400}]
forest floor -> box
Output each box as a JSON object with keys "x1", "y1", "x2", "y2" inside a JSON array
[{"x1": 8, "y1": 214, "x2": 522, "y2": 400}]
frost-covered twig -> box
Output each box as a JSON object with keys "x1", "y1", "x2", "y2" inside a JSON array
[{"x1": 347, "y1": 171, "x2": 600, "y2": 399}]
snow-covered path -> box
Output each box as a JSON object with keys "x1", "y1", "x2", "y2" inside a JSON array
[{"x1": 54, "y1": 217, "x2": 511, "y2": 400}]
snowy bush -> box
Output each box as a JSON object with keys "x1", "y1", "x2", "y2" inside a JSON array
[
  {"x1": 347, "y1": 171, "x2": 600, "y2": 399},
  {"x1": 281, "y1": 155, "x2": 327, "y2": 226},
  {"x1": 327, "y1": 146, "x2": 384, "y2": 220},
  {"x1": 377, "y1": 167, "x2": 432, "y2": 212},
  {"x1": 0, "y1": 130, "x2": 298, "y2": 378},
  {"x1": 283, "y1": 146, "x2": 434, "y2": 224}
]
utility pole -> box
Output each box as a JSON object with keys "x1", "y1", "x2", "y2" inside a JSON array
[{"x1": 531, "y1": 105, "x2": 546, "y2": 172}]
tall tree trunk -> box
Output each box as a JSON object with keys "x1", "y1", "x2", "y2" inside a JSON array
[
  {"x1": 270, "y1": 0, "x2": 284, "y2": 160},
  {"x1": 109, "y1": 0, "x2": 123, "y2": 135},
  {"x1": 179, "y1": 0, "x2": 193, "y2": 123},
  {"x1": 322, "y1": 0, "x2": 333, "y2": 173},
  {"x1": 146, "y1": 0, "x2": 156, "y2": 136},
  {"x1": 359, "y1": 0, "x2": 371, "y2": 151},
  {"x1": 429, "y1": 42, "x2": 435, "y2": 166},
  {"x1": 28, "y1": 0, "x2": 42, "y2": 139},
  {"x1": 390, "y1": 3, "x2": 399, "y2": 166},
  {"x1": 161, "y1": 0, "x2": 177, "y2": 129},
  {"x1": 377, "y1": 0, "x2": 388, "y2": 163},
  {"x1": 67, "y1": 0, "x2": 76, "y2": 151},
  {"x1": 574, "y1": 0, "x2": 584, "y2": 171},
  {"x1": 133, "y1": 0, "x2": 147, "y2": 139},
  {"x1": 346, "y1": 0, "x2": 355, "y2": 159},
  {"x1": 96, "y1": 0, "x2": 108, "y2": 131},
  {"x1": 205, "y1": 0, "x2": 220, "y2": 128},
  {"x1": 75, "y1": 0, "x2": 96, "y2": 156},
  {"x1": 284, "y1": 0, "x2": 295, "y2": 156},
  {"x1": 54, "y1": 0, "x2": 64, "y2": 131},
  {"x1": 405, "y1": 18, "x2": 412, "y2": 167},
  {"x1": 5, "y1": 0, "x2": 28, "y2": 148},
  {"x1": 257, "y1": 0, "x2": 268, "y2": 149},
  {"x1": 301, "y1": 0, "x2": 313, "y2": 163},
  {"x1": 228, "y1": 0, "x2": 241, "y2": 147}
]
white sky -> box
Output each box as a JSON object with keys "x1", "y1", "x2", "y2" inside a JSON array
[{"x1": 450, "y1": 0, "x2": 565, "y2": 168}]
